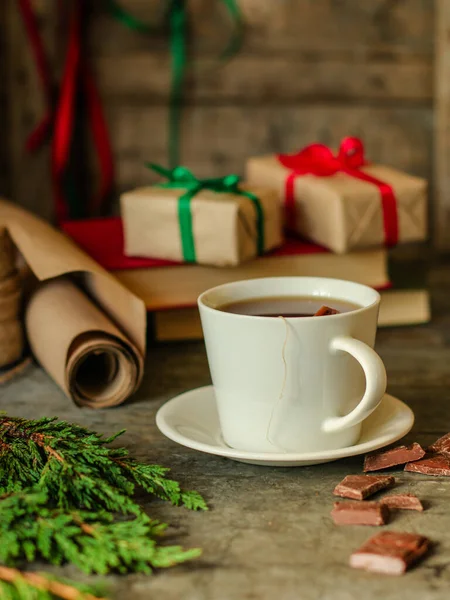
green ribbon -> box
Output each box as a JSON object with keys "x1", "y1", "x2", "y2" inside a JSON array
[
  {"x1": 105, "y1": 0, "x2": 243, "y2": 169},
  {"x1": 168, "y1": 0, "x2": 185, "y2": 170},
  {"x1": 104, "y1": 0, "x2": 166, "y2": 34},
  {"x1": 147, "y1": 163, "x2": 265, "y2": 263}
]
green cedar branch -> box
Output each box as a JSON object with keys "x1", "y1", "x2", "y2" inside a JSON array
[
  {"x1": 0, "y1": 489, "x2": 201, "y2": 575},
  {"x1": 0, "y1": 416, "x2": 207, "y2": 513}
]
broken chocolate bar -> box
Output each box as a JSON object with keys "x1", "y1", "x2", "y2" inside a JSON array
[
  {"x1": 331, "y1": 501, "x2": 389, "y2": 526},
  {"x1": 313, "y1": 305, "x2": 339, "y2": 316},
  {"x1": 350, "y1": 531, "x2": 430, "y2": 575},
  {"x1": 405, "y1": 454, "x2": 450, "y2": 476},
  {"x1": 380, "y1": 494, "x2": 424, "y2": 512},
  {"x1": 428, "y1": 433, "x2": 450, "y2": 457},
  {"x1": 333, "y1": 475, "x2": 395, "y2": 500},
  {"x1": 364, "y1": 443, "x2": 425, "y2": 472}
]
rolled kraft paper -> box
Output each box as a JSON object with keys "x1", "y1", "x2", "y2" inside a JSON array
[
  {"x1": 67, "y1": 334, "x2": 139, "y2": 409},
  {"x1": 25, "y1": 278, "x2": 143, "y2": 408}
]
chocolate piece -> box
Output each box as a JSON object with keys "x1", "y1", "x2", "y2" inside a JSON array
[
  {"x1": 331, "y1": 501, "x2": 389, "y2": 526},
  {"x1": 428, "y1": 433, "x2": 450, "y2": 456},
  {"x1": 350, "y1": 531, "x2": 430, "y2": 575},
  {"x1": 314, "y1": 305, "x2": 339, "y2": 316},
  {"x1": 333, "y1": 475, "x2": 395, "y2": 500},
  {"x1": 364, "y1": 443, "x2": 425, "y2": 472},
  {"x1": 405, "y1": 454, "x2": 450, "y2": 476},
  {"x1": 380, "y1": 494, "x2": 424, "y2": 512}
]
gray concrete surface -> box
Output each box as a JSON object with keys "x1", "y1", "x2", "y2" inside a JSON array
[{"x1": 2, "y1": 266, "x2": 450, "y2": 599}]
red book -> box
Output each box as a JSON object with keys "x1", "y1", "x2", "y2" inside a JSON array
[
  {"x1": 62, "y1": 217, "x2": 178, "y2": 271},
  {"x1": 63, "y1": 216, "x2": 367, "y2": 270},
  {"x1": 62, "y1": 218, "x2": 432, "y2": 341},
  {"x1": 62, "y1": 217, "x2": 390, "y2": 312}
]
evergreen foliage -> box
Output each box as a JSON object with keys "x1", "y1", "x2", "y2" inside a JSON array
[
  {"x1": 0, "y1": 416, "x2": 207, "y2": 513},
  {"x1": 0, "y1": 415, "x2": 207, "y2": 599},
  {"x1": 0, "y1": 490, "x2": 201, "y2": 575}
]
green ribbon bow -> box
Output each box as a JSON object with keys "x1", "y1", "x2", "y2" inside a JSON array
[
  {"x1": 147, "y1": 163, "x2": 265, "y2": 263},
  {"x1": 106, "y1": 0, "x2": 243, "y2": 169}
]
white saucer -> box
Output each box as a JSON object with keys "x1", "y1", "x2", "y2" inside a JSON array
[{"x1": 156, "y1": 386, "x2": 414, "y2": 467}]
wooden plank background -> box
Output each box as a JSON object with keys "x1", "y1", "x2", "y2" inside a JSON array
[
  {"x1": 1, "y1": 0, "x2": 438, "y2": 236},
  {"x1": 434, "y1": 0, "x2": 450, "y2": 251}
]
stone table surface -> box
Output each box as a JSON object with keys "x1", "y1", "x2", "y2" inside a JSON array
[{"x1": 3, "y1": 265, "x2": 450, "y2": 600}]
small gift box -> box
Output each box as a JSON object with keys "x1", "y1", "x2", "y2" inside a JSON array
[
  {"x1": 121, "y1": 164, "x2": 282, "y2": 267},
  {"x1": 246, "y1": 137, "x2": 427, "y2": 254}
]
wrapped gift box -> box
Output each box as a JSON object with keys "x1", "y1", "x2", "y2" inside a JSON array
[
  {"x1": 246, "y1": 141, "x2": 427, "y2": 254},
  {"x1": 121, "y1": 179, "x2": 282, "y2": 267}
]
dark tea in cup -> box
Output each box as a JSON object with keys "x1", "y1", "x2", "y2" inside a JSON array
[{"x1": 219, "y1": 295, "x2": 361, "y2": 318}]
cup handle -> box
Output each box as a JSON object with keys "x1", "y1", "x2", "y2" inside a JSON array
[{"x1": 321, "y1": 336, "x2": 387, "y2": 434}]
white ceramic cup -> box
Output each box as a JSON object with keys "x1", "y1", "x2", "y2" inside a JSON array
[{"x1": 198, "y1": 277, "x2": 387, "y2": 454}]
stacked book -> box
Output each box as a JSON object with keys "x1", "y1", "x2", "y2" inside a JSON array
[{"x1": 62, "y1": 218, "x2": 430, "y2": 343}]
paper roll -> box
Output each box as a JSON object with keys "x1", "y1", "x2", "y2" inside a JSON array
[
  {"x1": 26, "y1": 279, "x2": 143, "y2": 408},
  {"x1": 0, "y1": 198, "x2": 146, "y2": 407}
]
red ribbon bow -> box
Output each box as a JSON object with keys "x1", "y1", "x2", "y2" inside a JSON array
[
  {"x1": 18, "y1": 0, "x2": 114, "y2": 223},
  {"x1": 277, "y1": 137, "x2": 399, "y2": 247}
]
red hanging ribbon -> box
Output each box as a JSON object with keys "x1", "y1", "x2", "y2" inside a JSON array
[
  {"x1": 277, "y1": 137, "x2": 399, "y2": 247},
  {"x1": 18, "y1": 0, "x2": 53, "y2": 151},
  {"x1": 18, "y1": 0, "x2": 114, "y2": 223},
  {"x1": 51, "y1": 1, "x2": 81, "y2": 222},
  {"x1": 83, "y1": 68, "x2": 115, "y2": 215}
]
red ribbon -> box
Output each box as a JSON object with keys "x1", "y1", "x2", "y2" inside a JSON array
[
  {"x1": 51, "y1": 1, "x2": 81, "y2": 222},
  {"x1": 18, "y1": 0, "x2": 53, "y2": 151},
  {"x1": 18, "y1": 0, "x2": 114, "y2": 223},
  {"x1": 277, "y1": 137, "x2": 399, "y2": 247}
]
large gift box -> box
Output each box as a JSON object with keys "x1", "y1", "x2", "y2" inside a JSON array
[
  {"x1": 246, "y1": 137, "x2": 427, "y2": 254},
  {"x1": 121, "y1": 165, "x2": 282, "y2": 267}
]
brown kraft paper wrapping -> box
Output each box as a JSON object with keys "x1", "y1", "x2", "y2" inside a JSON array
[
  {"x1": 245, "y1": 156, "x2": 427, "y2": 254},
  {"x1": 0, "y1": 198, "x2": 146, "y2": 408},
  {"x1": 121, "y1": 185, "x2": 282, "y2": 266}
]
